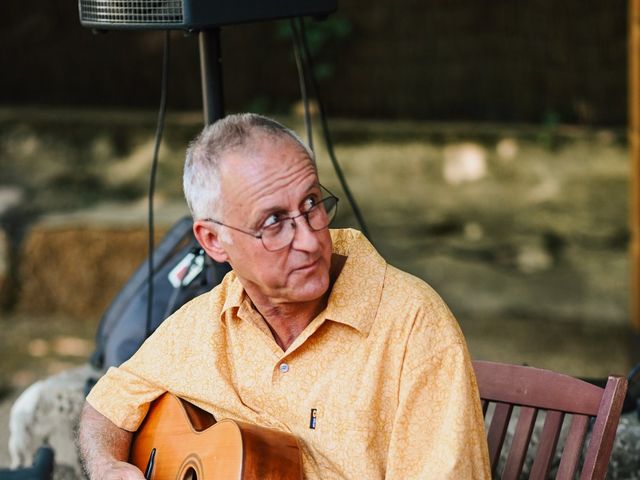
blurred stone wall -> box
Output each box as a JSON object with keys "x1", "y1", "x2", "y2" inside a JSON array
[
  {"x1": 0, "y1": 0, "x2": 628, "y2": 124},
  {"x1": 0, "y1": 108, "x2": 197, "y2": 317},
  {"x1": 0, "y1": 109, "x2": 630, "y2": 326}
]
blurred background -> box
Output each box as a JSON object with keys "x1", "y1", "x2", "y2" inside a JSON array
[{"x1": 0, "y1": 0, "x2": 635, "y2": 470}]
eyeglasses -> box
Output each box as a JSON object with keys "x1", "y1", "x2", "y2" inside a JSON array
[{"x1": 203, "y1": 186, "x2": 339, "y2": 252}]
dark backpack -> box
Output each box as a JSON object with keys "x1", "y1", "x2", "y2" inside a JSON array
[{"x1": 89, "y1": 216, "x2": 230, "y2": 373}]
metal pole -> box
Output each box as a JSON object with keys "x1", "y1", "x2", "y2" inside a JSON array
[
  {"x1": 630, "y1": 0, "x2": 640, "y2": 330},
  {"x1": 629, "y1": 0, "x2": 640, "y2": 331},
  {"x1": 199, "y1": 28, "x2": 225, "y2": 126}
]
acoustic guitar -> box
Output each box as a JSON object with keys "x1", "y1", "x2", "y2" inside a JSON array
[{"x1": 129, "y1": 393, "x2": 302, "y2": 479}]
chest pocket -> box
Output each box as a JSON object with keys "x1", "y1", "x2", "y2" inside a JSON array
[
  {"x1": 314, "y1": 397, "x2": 378, "y2": 439},
  {"x1": 301, "y1": 401, "x2": 385, "y2": 478}
]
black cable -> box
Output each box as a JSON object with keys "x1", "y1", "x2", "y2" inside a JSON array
[
  {"x1": 293, "y1": 17, "x2": 371, "y2": 239},
  {"x1": 146, "y1": 30, "x2": 171, "y2": 340},
  {"x1": 289, "y1": 18, "x2": 313, "y2": 152}
]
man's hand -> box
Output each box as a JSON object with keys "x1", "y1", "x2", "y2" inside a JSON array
[
  {"x1": 96, "y1": 460, "x2": 146, "y2": 480},
  {"x1": 78, "y1": 402, "x2": 143, "y2": 479}
]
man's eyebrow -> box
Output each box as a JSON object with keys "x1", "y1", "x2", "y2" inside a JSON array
[
  {"x1": 250, "y1": 182, "x2": 321, "y2": 227},
  {"x1": 249, "y1": 202, "x2": 287, "y2": 230},
  {"x1": 302, "y1": 182, "x2": 322, "y2": 195}
]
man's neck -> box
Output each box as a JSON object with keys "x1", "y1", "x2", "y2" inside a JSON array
[
  {"x1": 245, "y1": 254, "x2": 347, "y2": 351},
  {"x1": 256, "y1": 299, "x2": 326, "y2": 351}
]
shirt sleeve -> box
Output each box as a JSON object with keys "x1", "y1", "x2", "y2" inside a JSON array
[
  {"x1": 86, "y1": 312, "x2": 185, "y2": 432},
  {"x1": 385, "y1": 308, "x2": 491, "y2": 479}
]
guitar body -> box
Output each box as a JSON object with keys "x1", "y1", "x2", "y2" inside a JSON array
[{"x1": 129, "y1": 393, "x2": 302, "y2": 480}]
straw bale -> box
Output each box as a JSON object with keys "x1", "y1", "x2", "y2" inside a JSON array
[
  {"x1": 16, "y1": 226, "x2": 165, "y2": 320},
  {"x1": 0, "y1": 228, "x2": 9, "y2": 304}
]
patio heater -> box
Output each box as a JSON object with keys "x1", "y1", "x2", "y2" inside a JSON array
[
  {"x1": 77, "y1": 0, "x2": 337, "y2": 125},
  {"x1": 76, "y1": 0, "x2": 339, "y2": 343}
]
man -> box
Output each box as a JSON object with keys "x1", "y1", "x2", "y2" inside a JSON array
[{"x1": 78, "y1": 113, "x2": 490, "y2": 478}]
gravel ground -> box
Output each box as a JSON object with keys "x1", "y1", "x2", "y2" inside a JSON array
[
  {"x1": 0, "y1": 312, "x2": 633, "y2": 471},
  {"x1": 0, "y1": 314, "x2": 95, "y2": 470},
  {"x1": 0, "y1": 391, "x2": 19, "y2": 468},
  {"x1": 0, "y1": 113, "x2": 636, "y2": 474}
]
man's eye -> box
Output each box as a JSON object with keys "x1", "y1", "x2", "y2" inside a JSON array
[
  {"x1": 263, "y1": 214, "x2": 282, "y2": 228},
  {"x1": 302, "y1": 196, "x2": 317, "y2": 211}
]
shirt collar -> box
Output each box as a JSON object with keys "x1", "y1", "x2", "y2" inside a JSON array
[
  {"x1": 219, "y1": 272, "x2": 245, "y2": 317},
  {"x1": 322, "y1": 228, "x2": 386, "y2": 335},
  {"x1": 218, "y1": 228, "x2": 386, "y2": 336}
]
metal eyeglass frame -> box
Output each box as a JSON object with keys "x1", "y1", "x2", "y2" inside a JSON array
[{"x1": 202, "y1": 185, "x2": 339, "y2": 252}]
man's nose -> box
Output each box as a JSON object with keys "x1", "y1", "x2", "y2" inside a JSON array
[{"x1": 290, "y1": 214, "x2": 320, "y2": 251}]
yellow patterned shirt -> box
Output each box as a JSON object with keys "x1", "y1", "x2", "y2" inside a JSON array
[{"x1": 87, "y1": 228, "x2": 490, "y2": 479}]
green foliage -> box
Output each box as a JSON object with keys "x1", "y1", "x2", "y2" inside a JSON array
[
  {"x1": 243, "y1": 15, "x2": 352, "y2": 112},
  {"x1": 245, "y1": 95, "x2": 295, "y2": 115},
  {"x1": 275, "y1": 15, "x2": 352, "y2": 82},
  {"x1": 538, "y1": 111, "x2": 562, "y2": 150},
  {"x1": 543, "y1": 111, "x2": 561, "y2": 130}
]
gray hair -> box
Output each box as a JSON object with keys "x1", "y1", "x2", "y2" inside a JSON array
[{"x1": 183, "y1": 113, "x2": 315, "y2": 221}]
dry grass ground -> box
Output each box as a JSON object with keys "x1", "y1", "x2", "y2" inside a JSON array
[{"x1": 0, "y1": 111, "x2": 636, "y2": 469}]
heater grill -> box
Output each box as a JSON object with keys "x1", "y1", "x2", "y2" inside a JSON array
[
  {"x1": 79, "y1": 0, "x2": 336, "y2": 31},
  {"x1": 79, "y1": 0, "x2": 184, "y2": 26}
]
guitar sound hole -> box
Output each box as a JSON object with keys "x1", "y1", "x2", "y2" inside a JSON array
[{"x1": 182, "y1": 467, "x2": 197, "y2": 480}]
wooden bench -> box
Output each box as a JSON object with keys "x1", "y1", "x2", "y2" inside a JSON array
[{"x1": 474, "y1": 360, "x2": 627, "y2": 479}]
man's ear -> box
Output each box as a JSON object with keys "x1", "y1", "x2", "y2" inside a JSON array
[{"x1": 193, "y1": 221, "x2": 229, "y2": 263}]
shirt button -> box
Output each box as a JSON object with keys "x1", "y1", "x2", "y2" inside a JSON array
[{"x1": 279, "y1": 363, "x2": 289, "y2": 373}]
